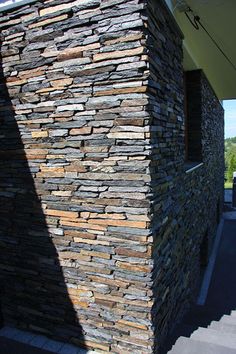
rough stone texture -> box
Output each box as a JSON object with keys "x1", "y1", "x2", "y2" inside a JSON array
[
  {"x1": 146, "y1": 0, "x2": 224, "y2": 350},
  {"x1": 0, "y1": 1, "x2": 153, "y2": 353},
  {"x1": 0, "y1": 0, "x2": 224, "y2": 353}
]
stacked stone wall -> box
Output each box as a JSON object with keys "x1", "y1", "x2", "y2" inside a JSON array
[
  {"x1": 0, "y1": 0, "x2": 224, "y2": 353},
  {"x1": 146, "y1": 1, "x2": 224, "y2": 347},
  {"x1": 0, "y1": 1, "x2": 155, "y2": 353}
]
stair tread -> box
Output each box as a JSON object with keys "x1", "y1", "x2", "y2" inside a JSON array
[
  {"x1": 220, "y1": 315, "x2": 236, "y2": 324},
  {"x1": 166, "y1": 309, "x2": 236, "y2": 353},
  {"x1": 191, "y1": 327, "x2": 236, "y2": 349},
  {"x1": 168, "y1": 336, "x2": 236, "y2": 354},
  {"x1": 209, "y1": 321, "x2": 236, "y2": 333}
]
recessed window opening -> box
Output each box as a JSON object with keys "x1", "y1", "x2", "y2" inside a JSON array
[
  {"x1": 200, "y1": 230, "x2": 209, "y2": 269},
  {"x1": 216, "y1": 199, "x2": 221, "y2": 224},
  {"x1": 184, "y1": 70, "x2": 203, "y2": 163}
]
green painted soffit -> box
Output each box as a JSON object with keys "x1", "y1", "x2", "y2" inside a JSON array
[{"x1": 165, "y1": 0, "x2": 236, "y2": 100}]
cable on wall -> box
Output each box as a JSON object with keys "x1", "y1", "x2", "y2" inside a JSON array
[{"x1": 184, "y1": 8, "x2": 236, "y2": 73}]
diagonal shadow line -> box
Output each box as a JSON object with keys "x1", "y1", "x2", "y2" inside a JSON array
[{"x1": 0, "y1": 37, "x2": 87, "y2": 350}]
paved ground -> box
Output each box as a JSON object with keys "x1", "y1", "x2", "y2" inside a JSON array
[
  {"x1": 205, "y1": 217, "x2": 236, "y2": 314},
  {"x1": 0, "y1": 333, "x2": 91, "y2": 354},
  {"x1": 0, "y1": 326, "x2": 92, "y2": 354},
  {"x1": 0, "y1": 336, "x2": 54, "y2": 354},
  {"x1": 225, "y1": 188, "x2": 233, "y2": 204},
  {"x1": 161, "y1": 211, "x2": 236, "y2": 353}
]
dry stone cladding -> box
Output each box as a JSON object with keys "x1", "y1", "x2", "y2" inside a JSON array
[{"x1": 0, "y1": 0, "x2": 224, "y2": 353}]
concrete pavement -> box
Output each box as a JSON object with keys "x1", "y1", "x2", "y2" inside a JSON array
[
  {"x1": 0, "y1": 336, "x2": 54, "y2": 354},
  {"x1": 161, "y1": 209, "x2": 236, "y2": 353}
]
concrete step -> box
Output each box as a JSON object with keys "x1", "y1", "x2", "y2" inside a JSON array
[
  {"x1": 160, "y1": 323, "x2": 198, "y2": 354},
  {"x1": 168, "y1": 336, "x2": 236, "y2": 354},
  {"x1": 223, "y1": 211, "x2": 236, "y2": 220},
  {"x1": 209, "y1": 320, "x2": 236, "y2": 334},
  {"x1": 191, "y1": 327, "x2": 236, "y2": 349},
  {"x1": 230, "y1": 310, "x2": 236, "y2": 317},
  {"x1": 220, "y1": 314, "x2": 236, "y2": 325}
]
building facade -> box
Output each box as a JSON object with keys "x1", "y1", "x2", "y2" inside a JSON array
[{"x1": 0, "y1": 0, "x2": 224, "y2": 353}]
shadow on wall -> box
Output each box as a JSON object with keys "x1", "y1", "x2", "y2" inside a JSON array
[
  {"x1": 0, "y1": 40, "x2": 86, "y2": 349},
  {"x1": 146, "y1": 1, "x2": 225, "y2": 353}
]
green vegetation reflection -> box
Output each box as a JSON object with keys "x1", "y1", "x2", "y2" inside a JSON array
[{"x1": 225, "y1": 137, "x2": 236, "y2": 188}]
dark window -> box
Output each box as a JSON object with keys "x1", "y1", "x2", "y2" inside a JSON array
[
  {"x1": 217, "y1": 199, "x2": 221, "y2": 224},
  {"x1": 200, "y1": 230, "x2": 209, "y2": 268},
  {"x1": 184, "y1": 70, "x2": 203, "y2": 162}
]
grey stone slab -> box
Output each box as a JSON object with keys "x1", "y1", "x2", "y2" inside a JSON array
[
  {"x1": 59, "y1": 343, "x2": 97, "y2": 354},
  {"x1": 223, "y1": 212, "x2": 236, "y2": 220},
  {"x1": 0, "y1": 326, "x2": 20, "y2": 339},
  {"x1": 224, "y1": 189, "x2": 232, "y2": 203},
  {"x1": 58, "y1": 343, "x2": 80, "y2": 354},
  {"x1": 49, "y1": 129, "x2": 68, "y2": 137},
  {"x1": 12, "y1": 330, "x2": 37, "y2": 344},
  {"x1": 29, "y1": 334, "x2": 49, "y2": 348},
  {"x1": 220, "y1": 315, "x2": 236, "y2": 325},
  {"x1": 107, "y1": 226, "x2": 150, "y2": 235},
  {"x1": 168, "y1": 337, "x2": 236, "y2": 354},
  {"x1": 191, "y1": 327, "x2": 236, "y2": 349},
  {"x1": 42, "y1": 339, "x2": 64, "y2": 352},
  {"x1": 209, "y1": 320, "x2": 236, "y2": 334},
  {"x1": 0, "y1": 336, "x2": 55, "y2": 354}
]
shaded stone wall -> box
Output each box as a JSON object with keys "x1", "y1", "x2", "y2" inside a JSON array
[
  {"x1": 146, "y1": 0, "x2": 224, "y2": 348},
  {"x1": 185, "y1": 70, "x2": 203, "y2": 162},
  {"x1": 146, "y1": 0, "x2": 186, "y2": 346},
  {"x1": 0, "y1": 1, "x2": 155, "y2": 353},
  {"x1": 0, "y1": 0, "x2": 224, "y2": 353}
]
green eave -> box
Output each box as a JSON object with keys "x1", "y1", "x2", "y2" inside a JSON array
[{"x1": 166, "y1": 0, "x2": 236, "y2": 100}]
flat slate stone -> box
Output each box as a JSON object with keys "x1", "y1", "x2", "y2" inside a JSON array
[
  {"x1": 168, "y1": 337, "x2": 236, "y2": 354},
  {"x1": 29, "y1": 335, "x2": 49, "y2": 348},
  {"x1": 0, "y1": 336, "x2": 55, "y2": 354},
  {"x1": 209, "y1": 321, "x2": 236, "y2": 334},
  {"x1": 42, "y1": 339, "x2": 64, "y2": 352},
  {"x1": 191, "y1": 327, "x2": 236, "y2": 349}
]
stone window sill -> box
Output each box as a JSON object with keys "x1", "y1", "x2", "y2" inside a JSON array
[{"x1": 185, "y1": 162, "x2": 204, "y2": 174}]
